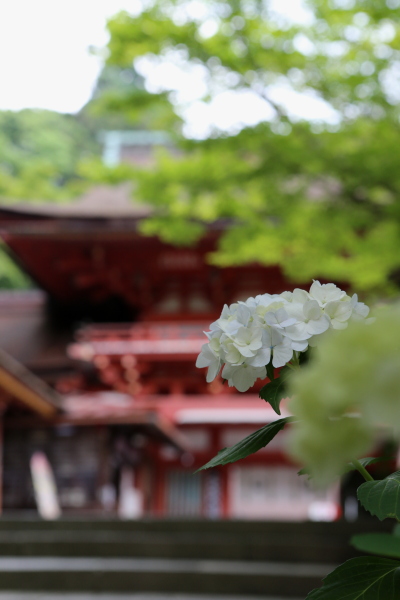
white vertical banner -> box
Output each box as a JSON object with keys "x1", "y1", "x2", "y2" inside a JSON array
[
  {"x1": 118, "y1": 467, "x2": 143, "y2": 519},
  {"x1": 30, "y1": 451, "x2": 61, "y2": 520}
]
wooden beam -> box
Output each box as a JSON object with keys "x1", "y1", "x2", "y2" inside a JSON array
[{"x1": 0, "y1": 368, "x2": 57, "y2": 419}]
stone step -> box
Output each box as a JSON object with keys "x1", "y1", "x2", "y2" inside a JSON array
[
  {"x1": 0, "y1": 594, "x2": 304, "y2": 600},
  {"x1": 0, "y1": 530, "x2": 356, "y2": 563},
  {"x1": 0, "y1": 557, "x2": 332, "y2": 597},
  {"x1": 0, "y1": 517, "x2": 385, "y2": 536}
]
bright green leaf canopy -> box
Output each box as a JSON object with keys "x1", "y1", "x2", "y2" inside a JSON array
[{"x1": 100, "y1": 0, "x2": 400, "y2": 296}]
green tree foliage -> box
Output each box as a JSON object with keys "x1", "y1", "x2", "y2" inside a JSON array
[
  {"x1": 0, "y1": 248, "x2": 32, "y2": 290},
  {"x1": 0, "y1": 109, "x2": 100, "y2": 288},
  {"x1": 101, "y1": 0, "x2": 400, "y2": 295},
  {"x1": 0, "y1": 109, "x2": 96, "y2": 201}
]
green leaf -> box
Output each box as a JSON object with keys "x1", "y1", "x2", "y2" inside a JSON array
[
  {"x1": 358, "y1": 471, "x2": 400, "y2": 521},
  {"x1": 196, "y1": 417, "x2": 294, "y2": 472},
  {"x1": 351, "y1": 534, "x2": 400, "y2": 560},
  {"x1": 306, "y1": 556, "x2": 400, "y2": 599},
  {"x1": 259, "y1": 367, "x2": 290, "y2": 415},
  {"x1": 266, "y1": 362, "x2": 275, "y2": 381}
]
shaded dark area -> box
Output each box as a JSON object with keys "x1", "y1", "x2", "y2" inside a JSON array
[{"x1": 46, "y1": 294, "x2": 139, "y2": 328}]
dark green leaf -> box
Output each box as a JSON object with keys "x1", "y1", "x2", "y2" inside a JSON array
[
  {"x1": 266, "y1": 362, "x2": 275, "y2": 381},
  {"x1": 306, "y1": 556, "x2": 400, "y2": 599},
  {"x1": 259, "y1": 367, "x2": 290, "y2": 415},
  {"x1": 196, "y1": 417, "x2": 294, "y2": 472},
  {"x1": 351, "y1": 533, "x2": 400, "y2": 560},
  {"x1": 358, "y1": 471, "x2": 400, "y2": 521}
]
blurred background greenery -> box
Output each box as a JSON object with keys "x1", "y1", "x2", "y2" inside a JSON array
[{"x1": 1, "y1": 0, "x2": 399, "y2": 296}]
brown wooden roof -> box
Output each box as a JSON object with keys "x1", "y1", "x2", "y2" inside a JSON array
[{"x1": 0, "y1": 184, "x2": 153, "y2": 221}]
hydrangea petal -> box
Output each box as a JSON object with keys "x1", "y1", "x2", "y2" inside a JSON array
[
  {"x1": 206, "y1": 359, "x2": 222, "y2": 382},
  {"x1": 196, "y1": 344, "x2": 217, "y2": 368},
  {"x1": 272, "y1": 344, "x2": 293, "y2": 368},
  {"x1": 303, "y1": 300, "x2": 322, "y2": 322},
  {"x1": 306, "y1": 315, "x2": 330, "y2": 335},
  {"x1": 248, "y1": 347, "x2": 271, "y2": 367}
]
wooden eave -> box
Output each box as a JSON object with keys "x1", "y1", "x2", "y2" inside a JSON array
[
  {"x1": 5, "y1": 406, "x2": 188, "y2": 452},
  {"x1": 0, "y1": 198, "x2": 228, "y2": 236},
  {"x1": 0, "y1": 349, "x2": 62, "y2": 419},
  {"x1": 57, "y1": 411, "x2": 189, "y2": 451}
]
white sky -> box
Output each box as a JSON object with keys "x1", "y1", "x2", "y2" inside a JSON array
[
  {"x1": 0, "y1": 0, "x2": 339, "y2": 138},
  {"x1": 0, "y1": 0, "x2": 138, "y2": 113}
]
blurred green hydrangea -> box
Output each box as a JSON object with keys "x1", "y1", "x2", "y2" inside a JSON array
[{"x1": 287, "y1": 304, "x2": 400, "y2": 485}]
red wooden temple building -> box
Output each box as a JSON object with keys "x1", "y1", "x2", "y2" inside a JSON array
[{"x1": 0, "y1": 191, "x2": 339, "y2": 520}]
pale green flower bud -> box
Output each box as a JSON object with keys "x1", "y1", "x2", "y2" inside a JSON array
[{"x1": 287, "y1": 305, "x2": 400, "y2": 485}]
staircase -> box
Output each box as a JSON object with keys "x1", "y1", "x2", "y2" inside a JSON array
[{"x1": 0, "y1": 518, "x2": 389, "y2": 598}]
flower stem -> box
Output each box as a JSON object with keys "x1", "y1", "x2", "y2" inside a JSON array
[{"x1": 351, "y1": 459, "x2": 374, "y2": 482}]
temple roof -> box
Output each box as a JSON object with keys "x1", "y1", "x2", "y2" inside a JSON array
[{"x1": 0, "y1": 184, "x2": 153, "y2": 221}]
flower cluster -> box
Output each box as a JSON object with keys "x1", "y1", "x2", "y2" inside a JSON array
[
  {"x1": 287, "y1": 304, "x2": 399, "y2": 484},
  {"x1": 196, "y1": 280, "x2": 370, "y2": 392}
]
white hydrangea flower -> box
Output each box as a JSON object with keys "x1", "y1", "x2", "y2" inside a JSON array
[
  {"x1": 195, "y1": 344, "x2": 222, "y2": 382},
  {"x1": 324, "y1": 299, "x2": 353, "y2": 329},
  {"x1": 196, "y1": 281, "x2": 371, "y2": 392},
  {"x1": 228, "y1": 326, "x2": 263, "y2": 358},
  {"x1": 221, "y1": 363, "x2": 267, "y2": 393},
  {"x1": 309, "y1": 280, "x2": 346, "y2": 306},
  {"x1": 264, "y1": 307, "x2": 296, "y2": 329},
  {"x1": 246, "y1": 327, "x2": 293, "y2": 368},
  {"x1": 220, "y1": 336, "x2": 242, "y2": 365},
  {"x1": 285, "y1": 299, "x2": 330, "y2": 340},
  {"x1": 350, "y1": 294, "x2": 370, "y2": 321},
  {"x1": 266, "y1": 328, "x2": 294, "y2": 368},
  {"x1": 281, "y1": 288, "x2": 310, "y2": 304}
]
